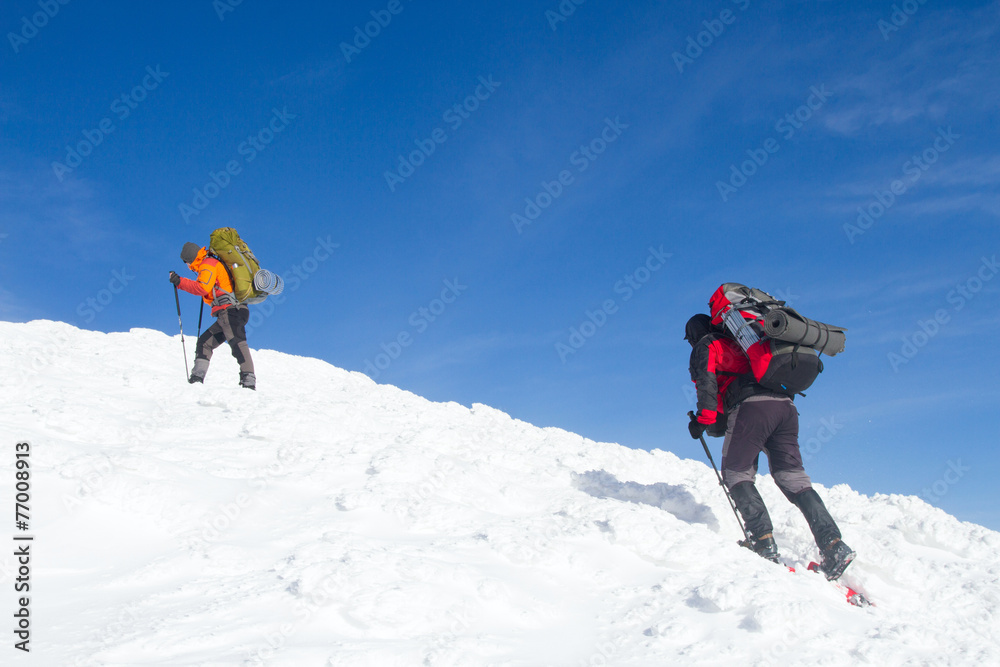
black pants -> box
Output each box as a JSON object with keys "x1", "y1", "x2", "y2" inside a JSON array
[
  {"x1": 193, "y1": 305, "x2": 254, "y2": 376},
  {"x1": 722, "y1": 395, "x2": 841, "y2": 548},
  {"x1": 721, "y1": 395, "x2": 811, "y2": 498}
]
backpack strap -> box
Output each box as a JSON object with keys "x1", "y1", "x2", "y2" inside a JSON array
[
  {"x1": 733, "y1": 297, "x2": 785, "y2": 312},
  {"x1": 206, "y1": 254, "x2": 238, "y2": 298}
]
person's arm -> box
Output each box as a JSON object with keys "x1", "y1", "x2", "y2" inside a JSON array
[
  {"x1": 689, "y1": 340, "x2": 719, "y2": 423},
  {"x1": 178, "y1": 265, "x2": 216, "y2": 299}
]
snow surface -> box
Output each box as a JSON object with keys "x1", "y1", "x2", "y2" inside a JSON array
[{"x1": 1, "y1": 320, "x2": 998, "y2": 666}]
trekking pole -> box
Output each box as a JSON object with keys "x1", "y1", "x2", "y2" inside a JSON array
[
  {"x1": 689, "y1": 411, "x2": 754, "y2": 548},
  {"x1": 174, "y1": 285, "x2": 189, "y2": 379},
  {"x1": 196, "y1": 301, "x2": 204, "y2": 340}
]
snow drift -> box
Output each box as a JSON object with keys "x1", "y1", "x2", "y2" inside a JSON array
[{"x1": 1, "y1": 320, "x2": 998, "y2": 666}]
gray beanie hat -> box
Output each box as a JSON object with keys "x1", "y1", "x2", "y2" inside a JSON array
[{"x1": 180, "y1": 242, "x2": 201, "y2": 264}]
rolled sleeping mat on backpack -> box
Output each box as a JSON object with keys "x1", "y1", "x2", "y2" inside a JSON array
[
  {"x1": 253, "y1": 269, "x2": 285, "y2": 296},
  {"x1": 762, "y1": 307, "x2": 847, "y2": 357}
]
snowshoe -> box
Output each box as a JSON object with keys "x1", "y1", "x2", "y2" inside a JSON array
[{"x1": 806, "y1": 562, "x2": 872, "y2": 607}]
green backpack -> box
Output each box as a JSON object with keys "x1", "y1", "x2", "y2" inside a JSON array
[{"x1": 209, "y1": 227, "x2": 267, "y2": 304}]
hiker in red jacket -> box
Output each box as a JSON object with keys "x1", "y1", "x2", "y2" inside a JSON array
[
  {"x1": 169, "y1": 242, "x2": 255, "y2": 390},
  {"x1": 685, "y1": 314, "x2": 854, "y2": 579}
]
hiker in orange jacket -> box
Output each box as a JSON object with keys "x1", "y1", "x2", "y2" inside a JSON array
[{"x1": 169, "y1": 242, "x2": 255, "y2": 389}]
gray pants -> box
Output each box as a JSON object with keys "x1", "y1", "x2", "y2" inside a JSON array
[
  {"x1": 721, "y1": 395, "x2": 812, "y2": 499},
  {"x1": 720, "y1": 395, "x2": 843, "y2": 549},
  {"x1": 192, "y1": 305, "x2": 254, "y2": 378}
]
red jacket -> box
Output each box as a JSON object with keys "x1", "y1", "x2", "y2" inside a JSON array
[
  {"x1": 178, "y1": 247, "x2": 236, "y2": 316},
  {"x1": 689, "y1": 333, "x2": 751, "y2": 416}
]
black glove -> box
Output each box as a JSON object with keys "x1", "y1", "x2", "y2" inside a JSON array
[
  {"x1": 688, "y1": 412, "x2": 707, "y2": 440},
  {"x1": 169, "y1": 271, "x2": 181, "y2": 286}
]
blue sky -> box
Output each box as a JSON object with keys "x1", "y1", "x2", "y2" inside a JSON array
[{"x1": 2, "y1": 0, "x2": 998, "y2": 530}]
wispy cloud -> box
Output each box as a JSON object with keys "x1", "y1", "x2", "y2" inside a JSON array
[
  {"x1": 890, "y1": 191, "x2": 1000, "y2": 217},
  {"x1": 925, "y1": 155, "x2": 1000, "y2": 188},
  {"x1": 812, "y1": 132, "x2": 1000, "y2": 221},
  {"x1": 0, "y1": 168, "x2": 121, "y2": 263},
  {"x1": 836, "y1": 385, "x2": 994, "y2": 423},
  {"x1": 822, "y1": 8, "x2": 1000, "y2": 136},
  {"x1": 820, "y1": 156, "x2": 1000, "y2": 219}
]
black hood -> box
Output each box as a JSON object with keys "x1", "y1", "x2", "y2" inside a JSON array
[{"x1": 684, "y1": 314, "x2": 713, "y2": 346}]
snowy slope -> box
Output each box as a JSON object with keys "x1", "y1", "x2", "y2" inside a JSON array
[{"x1": 1, "y1": 320, "x2": 998, "y2": 667}]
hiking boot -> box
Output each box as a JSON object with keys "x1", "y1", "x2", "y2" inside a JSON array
[
  {"x1": 240, "y1": 372, "x2": 256, "y2": 390},
  {"x1": 189, "y1": 358, "x2": 209, "y2": 384},
  {"x1": 753, "y1": 534, "x2": 779, "y2": 563},
  {"x1": 819, "y1": 539, "x2": 856, "y2": 580}
]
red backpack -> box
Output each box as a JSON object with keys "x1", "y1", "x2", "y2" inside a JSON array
[{"x1": 708, "y1": 283, "x2": 846, "y2": 396}]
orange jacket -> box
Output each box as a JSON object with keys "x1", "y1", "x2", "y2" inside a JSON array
[{"x1": 178, "y1": 247, "x2": 236, "y2": 315}]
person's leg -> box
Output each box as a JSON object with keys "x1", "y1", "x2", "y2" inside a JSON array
[
  {"x1": 763, "y1": 399, "x2": 813, "y2": 500},
  {"x1": 763, "y1": 400, "x2": 854, "y2": 577},
  {"x1": 722, "y1": 401, "x2": 775, "y2": 549},
  {"x1": 217, "y1": 306, "x2": 255, "y2": 388},
  {"x1": 191, "y1": 320, "x2": 225, "y2": 382},
  {"x1": 791, "y1": 488, "x2": 841, "y2": 550},
  {"x1": 729, "y1": 478, "x2": 771, "y2": 540}
]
